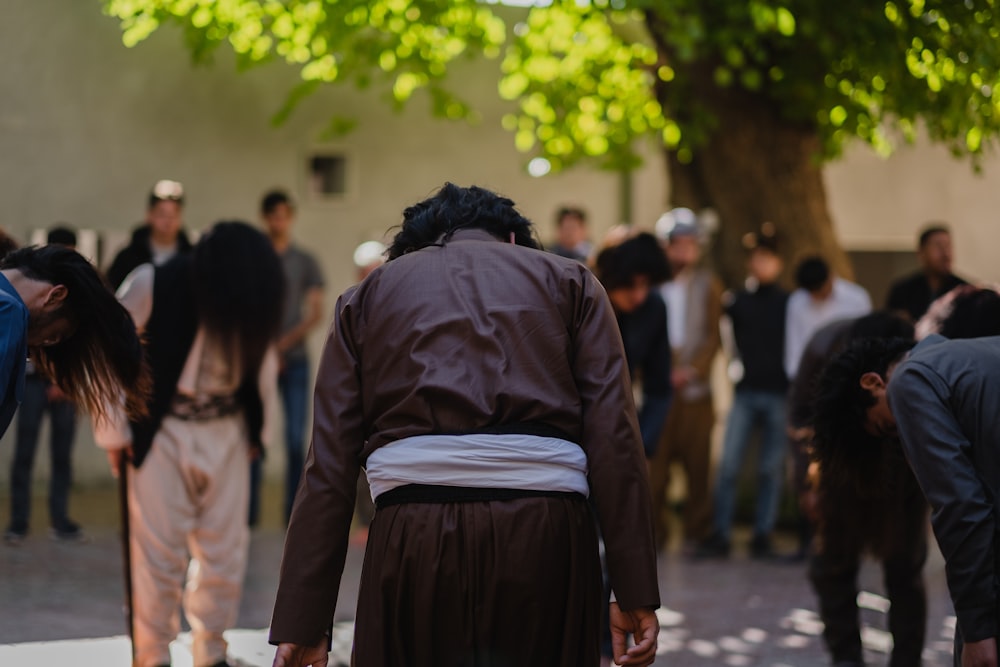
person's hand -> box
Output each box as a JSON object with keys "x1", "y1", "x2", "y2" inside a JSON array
[
  {"x1": 610, "y1": 602, "x2": 658, "y2": 666},
  {"x1": 671, "y1": 366, "x2": 696, "y2": 389},
  {"x1": 787, "y1": 426, "x2": 814, "y2": 443},
  {"x1": 106, "y1": 445, "x2": 134, "y2": 477},
  {"x1": 46, "y1": 385, "x2": 69, "y2": 402},
  {"x1": 962, "y1": 637, "x2": 998, "y2": 667},
  {"x1": 272, "y1": 637, "x2": 329, "y2": 667}
]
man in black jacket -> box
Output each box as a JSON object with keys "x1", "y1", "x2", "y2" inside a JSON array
[
  {"x1": 106, "y1": 180, "x2": 194, "y2": 290},
  {"x1": 885, "y1": 225, "x2": 966, "y2": 323},
  {"x1": 594, "y1": 231, "x2": 672, "y2": 458}
]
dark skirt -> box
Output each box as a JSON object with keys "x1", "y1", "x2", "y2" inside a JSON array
[{"x1": 352, "y1": 494, "x2": 602, "y2": 667}]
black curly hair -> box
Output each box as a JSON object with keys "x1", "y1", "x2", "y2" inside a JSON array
[
  {"x1": 386, "y1": 183, "x2": 540, "y2": 260},
  {"x1": 594, "y1": 232, "x2": 671, "y2": 291},
  {"x1": 812, "y1": 337, "x2": 915, "y2": 494}
]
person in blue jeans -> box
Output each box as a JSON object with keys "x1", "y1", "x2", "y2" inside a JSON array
[
  {"x1": 697, "y1": 225, "x2": 789, "y2": 559},
  {"x1": 6, "y1": 227, "x2": 82, "y2": 544},
  {"x1": 6, "y1": 363, "x2": 79, "y2": 542},
  {"x1": 250, "y1": 190, "x2": 325, "y2": 526}
]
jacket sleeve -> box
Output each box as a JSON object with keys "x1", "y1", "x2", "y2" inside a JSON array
[
  {"x1": 890, "y1": 362, "x2": 997, "y2": 643},
  {"x1": 269, "y1": 291, "x2": 364, "y2": 646},
  {"x1": 570, "y1": 270, "x2": 660, "y2": 610},
  {"x1": 688, "y1": 275, "x2": 723, "y2": 379},
  {"x1": 0, "y1": 299, "x2": 24, "y2": 416}
]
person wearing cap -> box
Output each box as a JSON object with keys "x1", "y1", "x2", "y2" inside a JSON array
[
  {"x1": 886, "y1": 224, "x2": 967, "y2": 323},
  {"x1": 648, "y1": 207, "x2": 723, "y2": 551},
  {"x1": 696, "y1": 225, "x2": 789, "y2": 559},
  {"x1": 106, "y1": 180, "x2": 194, "y2": 290},
  {"x1": 252, "y1": 189, "x2": 325, "y2": 526},
  {"x1": 353, "y1": 240, "x2": 386, "y2": 282}
]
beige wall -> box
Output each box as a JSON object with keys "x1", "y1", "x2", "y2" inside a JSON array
[
  {"x1": 1, "y1": 0, "x2": 998, "y2": 490},
  {"x1": 826, "y1": 139, "x2": 1000, "y2": 284},
  {"x1": 0, "y1": 0, "x2": 668, "y2": 488}
]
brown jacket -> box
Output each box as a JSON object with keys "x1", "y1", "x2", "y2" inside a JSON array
[{"x1": 269, "y1": 229, "x2": 660, "y2": 646}]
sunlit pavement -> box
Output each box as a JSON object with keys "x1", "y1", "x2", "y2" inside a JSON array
[{"x1": 0, "y1": 487, "x2": 958, "y2": 666}]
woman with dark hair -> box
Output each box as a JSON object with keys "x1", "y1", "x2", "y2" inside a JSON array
[
  {"x1": 0, "y1": 244, "x2": 148, "y2": 438},
  {"x1": 96, "y1": 221, "x2": 284, "y2": 667},
  {"x1": 270, "y1": 183, "x2": 659, "y2": 667},
  {"x1": 593, "y1": 231, "x2": 672, "y2": 457}
]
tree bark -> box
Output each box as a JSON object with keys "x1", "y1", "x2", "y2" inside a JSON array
[{"x1": 646, "y1": 21, "x2": 853, "y2": 289}]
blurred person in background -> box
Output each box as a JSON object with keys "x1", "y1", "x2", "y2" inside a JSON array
[
  {"x1": 548, "y1": 205, "x2": 593, "y2": 262},
  {"x1": 697, "y1": 224, "x2": 789, "y2": 559},
  {"x1": 593, "y1": 231, "x2": 672, "y2": 458},
  {"x1": 5, "y1": 226, "x2": 85, "y2": 545},
  {"x1": 249, "y1": 189, "x2": 325, "y2": 527},
  {"x1": 886, "y1": 225, "x2": 966, "y2": 323},
  {"x1": 648, "y1": 207, "x2": 723, "y2": 552},
  {"x1": 785, "y1": 256, "x2": 872, "y2": 384},
  {"x1": 106, "y1": 179, "x2": 193, "y2": 290}
]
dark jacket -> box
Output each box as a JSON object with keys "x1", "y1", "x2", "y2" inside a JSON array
[
  {"x1": 890, "y1": 335, "x2": 1000, "y2": 643},
  {"x1": 885, "y1": 271, "x2": 966, "y2": 322},
  {"x1": 726, "y1": 282, "x2": 789, "y2": 394},
  {"x1": 129, "y1": 255, "x2": 264, "y2": 468},
  {"x1": 106, "y1": 224, "x2": 194, "y2": 290},
  {"x1": 617, "y1": 291, "x2": 672, "y2": 456},
  {"x1": 270, "y1": 229, "x2": 660, "y2": 646}
]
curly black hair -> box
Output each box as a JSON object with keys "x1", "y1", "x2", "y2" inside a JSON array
[
  {"x1": 811, "y1": 337, "x2": 915, "y2": 495},
  {"x1": 386, "y1": 183, "x2": 540, "y2": 260},
  {"x1": 594, "y1": 232, "x2": 670, "y2": 291}
]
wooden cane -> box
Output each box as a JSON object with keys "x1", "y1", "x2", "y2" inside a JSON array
[{"x1": 117, "y1": 453, "x2": 135, "y2": 663}]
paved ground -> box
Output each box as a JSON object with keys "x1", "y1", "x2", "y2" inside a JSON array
[{"x1": 0, "y1": 485, "x2": 959, "y2": 666}]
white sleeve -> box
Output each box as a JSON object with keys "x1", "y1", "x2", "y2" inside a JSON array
[
  {"x1": 116, "y1": 263, "x2": 154, "y2": 332},
  {"x1": 258, "y1": 346, "x2": 280, "y2": 445},
  {"x1": 784, "y1": 292, "x2": 806, "y2": 380}
]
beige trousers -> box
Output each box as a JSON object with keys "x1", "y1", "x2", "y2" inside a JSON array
[{"x1": 129, "y1": 414, "x2": 250, "y2": 667}]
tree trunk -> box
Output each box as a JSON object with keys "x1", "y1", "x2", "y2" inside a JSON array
[{"x1": 646, "y1": 22, "x2": 852, "y2": 289}]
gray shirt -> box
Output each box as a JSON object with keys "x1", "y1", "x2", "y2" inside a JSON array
[
  {"x1": 280, "y1": 245, "x2": 324, "y2": 362},
  {"x1": 889, "y1": 334, "x2": 1000, "y2": 643}
]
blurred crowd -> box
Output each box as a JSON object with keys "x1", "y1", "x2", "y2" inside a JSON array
[{"x1": 1, "y1": 181, "x2": 996, "y2": 667}]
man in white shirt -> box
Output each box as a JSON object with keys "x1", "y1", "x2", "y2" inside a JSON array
[{"x1": 784, "y1": 256, "x2": 872, "y2": 381}]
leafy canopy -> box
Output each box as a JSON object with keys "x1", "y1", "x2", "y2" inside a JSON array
[{"x1": 104, "y1": 0, "x2": 1000, "y2": 170}]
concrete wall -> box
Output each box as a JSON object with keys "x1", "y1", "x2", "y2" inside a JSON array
[
  {"x1": 826, "y1": 139, "x2": 1000, "y2": 283},
  {"x1": 0, "y1": 0, "x2": 668, "y2": 490},
  {"x1": 2, "y1": 0, "x2": 1000, "y2": 493}
]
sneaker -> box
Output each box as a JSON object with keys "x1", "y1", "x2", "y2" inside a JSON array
[
  {"x1": 692, "y1": 533, "x2": 730, "y2": 559},
  {"x1": 50, "y1": 522, "x2": 87, "y2": 542},
  {"x1": 3, "y1": 529, "x2": 26, "y2": 546}
]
